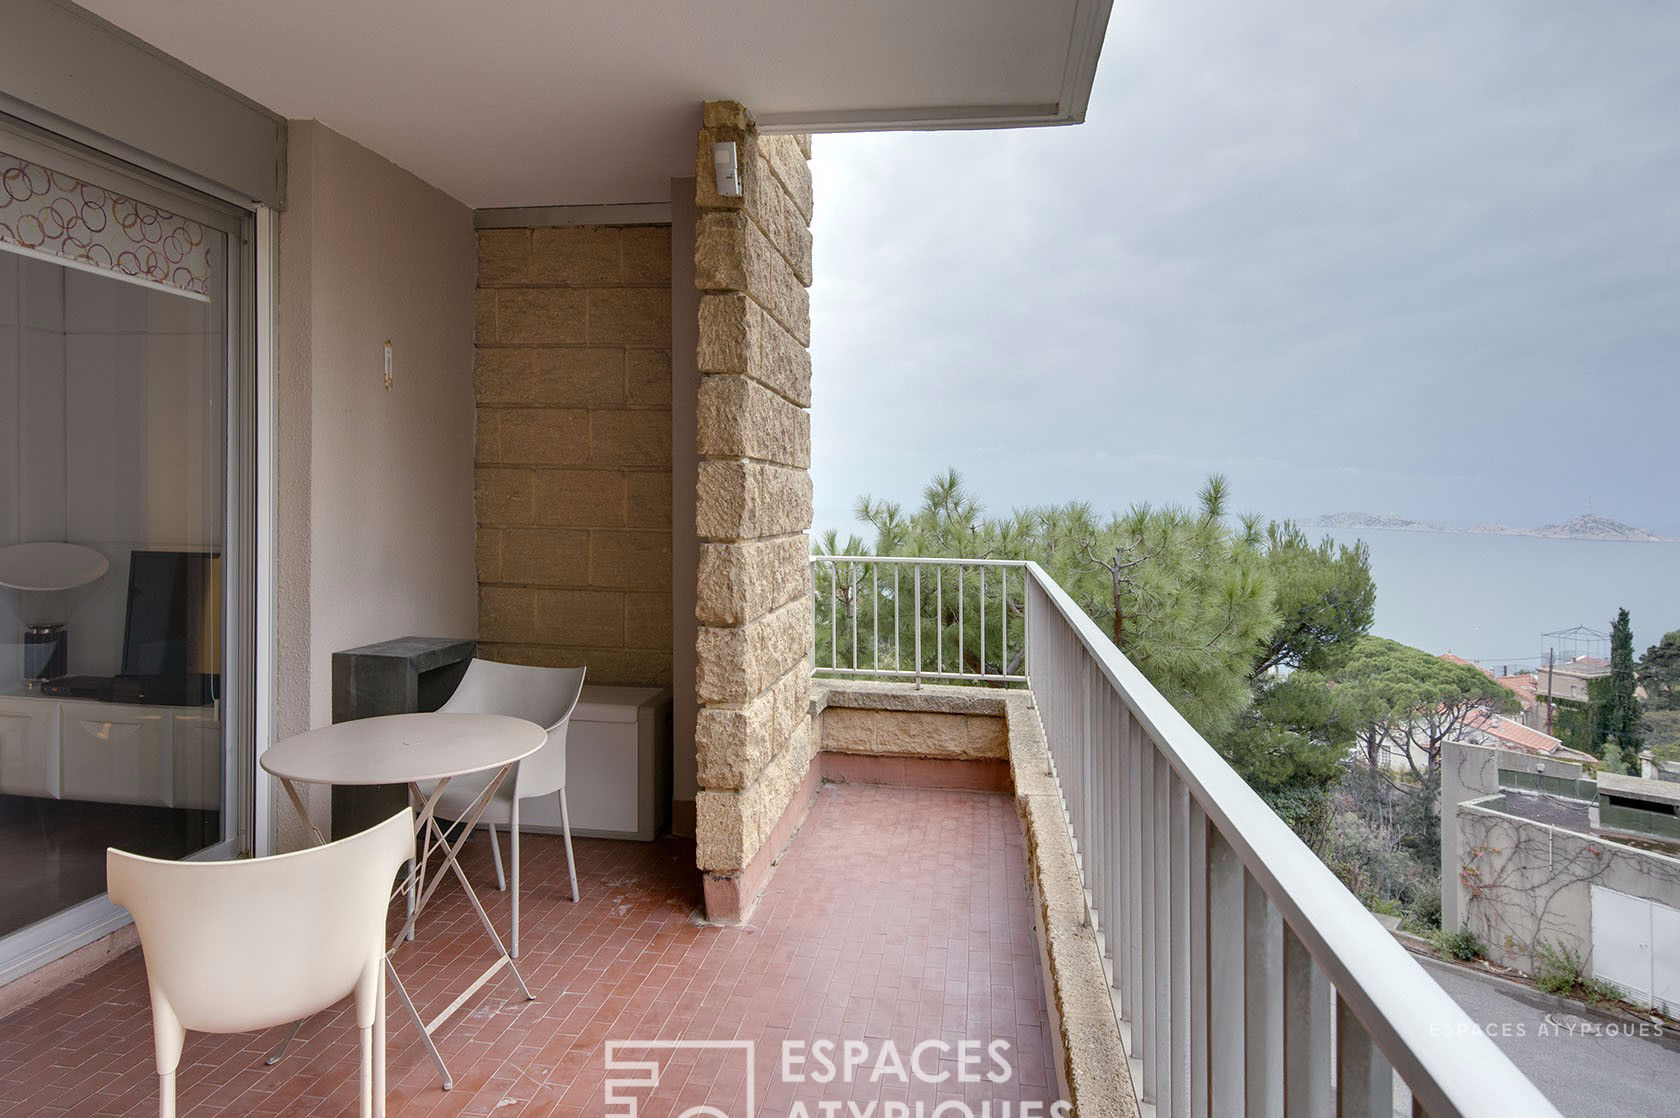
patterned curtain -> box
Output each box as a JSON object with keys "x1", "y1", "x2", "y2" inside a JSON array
[{"x1": 0, "y1": 151, "x2": 211, "y2": 301}]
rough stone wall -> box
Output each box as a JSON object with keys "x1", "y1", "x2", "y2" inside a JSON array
[
  {"x1": 473, "y1": 224, "x2": 674, "y2": 685},
  {"x1": 692, "y1": 101, "x2": 816, "y2": 884}
]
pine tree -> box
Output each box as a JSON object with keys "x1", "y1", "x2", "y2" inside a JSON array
[{"x1": 841, "y1": 470, "x2": 1281, "y2": 738}]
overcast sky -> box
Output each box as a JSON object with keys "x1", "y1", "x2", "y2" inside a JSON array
[{"x1": 808, "y1": 0, "x2": 1680, "y2": 539}]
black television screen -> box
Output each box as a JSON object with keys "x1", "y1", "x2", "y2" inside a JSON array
[{"x1": 121, "y1": 550, "x2": 221, "y2": 678}]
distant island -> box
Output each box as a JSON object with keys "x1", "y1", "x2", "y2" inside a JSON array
[{"x1": 1303, "y1": 511, "x2": 1668, "y2": 543}]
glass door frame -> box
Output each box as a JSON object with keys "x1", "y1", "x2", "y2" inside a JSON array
[{"x1": 0, "y1": 113, "x2": 256, "y2": 986}]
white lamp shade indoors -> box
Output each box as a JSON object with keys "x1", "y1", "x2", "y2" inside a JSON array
[
  {"x1": 0, "y1": 543, "x2": 110, "y2": 592},
  {"x1": 0, "y1": 542, "x2": 110, "y2": 629}
]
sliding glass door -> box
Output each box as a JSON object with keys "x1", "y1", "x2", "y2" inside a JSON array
[{"x1": 0, "y1": 120, "x2": 253, "y2": 981}]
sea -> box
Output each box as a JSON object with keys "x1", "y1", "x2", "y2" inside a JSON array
[{"x1": 1317, "y1": 528, "x2": 1680, "y2": 673}]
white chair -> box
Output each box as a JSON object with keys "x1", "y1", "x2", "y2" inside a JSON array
[
  {"x1": 426, "y1": 658, "x2": 586, "y2": 958},
  {"x1": 106, "y1": 809, "x2": 415, "y2": 1118}
]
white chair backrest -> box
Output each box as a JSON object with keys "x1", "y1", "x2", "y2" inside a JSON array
[
  {"x1": 107, "y1": 810, "x2": 414, "y2": 1035},
  {"x1": 437, "y1": 659, "x2": 586, "y2": 798}
]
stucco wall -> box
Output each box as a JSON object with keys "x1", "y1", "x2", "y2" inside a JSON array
[
  {"x1": 1441, "y1": 740, "x2": 1586, "y2": 932},
  {"x1": 1446, "y1": 741, "x2": 1680, "y2": 974},
  {"x1": 471, "y1": 222, "x2": 674, "y2": 686},
  {"x1": 275, "y1": 120, "x2": 477, "y2": 843}
]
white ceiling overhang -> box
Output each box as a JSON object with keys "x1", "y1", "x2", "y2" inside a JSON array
[{"x1": 70, "y1": 0, "x2": 1112, "y2": 209}]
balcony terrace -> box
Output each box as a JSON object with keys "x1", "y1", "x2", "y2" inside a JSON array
[
  {"x1": 0, "y1": 558, "x2": 1560, "y2": 1118},
  {"x1": 0, "y1": 781, "x2": 1053, "y2": 1117}
]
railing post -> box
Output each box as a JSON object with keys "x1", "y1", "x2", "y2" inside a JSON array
[
  {"x1": 1244, "y1": 873, "x2": 1283, "y2": 1118},
  {"x1": 850, "y1": 561, "x2": 858, "y2": 671},
  {"x1": 1125, "y1": 714, "x2": 1145, "y2": 1059},
  {"x1": 1187, "y1": 800, "x2": 1210, "y2": 1118},
  {"x1": 1139, "y1": 739, "x2": 1158, "y2": 1104},
  {"x1": 935, "y1": 565, "x2": 943, "y2": 676},
  {"x1": 1080, "y1": 660, "x2": 1094, "y2": 897},
  {"x1": 1283, "y1": 925, "x2": 1332, "y2": 1118},
  {"x1": 1169, "y1": 776, "x2": 1191, "y2": 1118},
  {"x1": 1205, "y1": 824, "x2": 1242, "y2": 1117},
  {"x1": 1022, "y1": 566, "x2": 1031, "y2": 678},
  {"x1": 1337, "y1": 995, "x2": 1394, "y2": 1118},
  {"x1": 1153, "y1": 752, "x2": 1173, "y2": 1115},
  {"x1": 912, "y1": 563, "x2": 922, "y2": 689}
]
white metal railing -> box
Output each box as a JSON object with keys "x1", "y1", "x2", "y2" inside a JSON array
[
  {"x1": 1021, "y1": 561, "x2": 1558, "y2": 1118},
  {"x1": 809, "y1": 555, "x2": 1028, "y2": 685}
]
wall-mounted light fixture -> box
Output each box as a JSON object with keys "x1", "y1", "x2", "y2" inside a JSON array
[{"x1": 711, "y1": 141, "x2": 742, "y2": 197}]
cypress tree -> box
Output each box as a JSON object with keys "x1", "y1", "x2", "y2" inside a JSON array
[{"x1": 1608, "y1": 608, "x2": 1644, "y2": 751}]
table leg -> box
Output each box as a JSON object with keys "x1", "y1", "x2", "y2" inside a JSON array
[
  {"x1": 401, "y1": 777, "x2": 450, "y2": 944},
  {"x1": 424, "y1": 814, "x2": 534, "y2": 1001},
  {"x1": 264, "y1": 1019, "x2": 304, "y2": 1066},
  {"x1": 396, "y1": 768, "x2": 535, "y2": 1007},
  {"x1": 384, "y1": 958, "x2": 453, "y2": 1090},
  {"x1": 267, "y1": 765, "x2": 534, "y2": 1092},
  {"x1": 394, "y1": 777, "x2": 498, "y2": 947},
  {"x1": 279, "y1": 777, "x2": 325, "y2": 846}
]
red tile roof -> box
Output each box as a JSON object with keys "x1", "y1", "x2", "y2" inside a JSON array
[
  {"x1": 1496, "y1": 673, "x2": 1538, "y2": 706},
  {"x1": 1439, "y1": 653, "x2": 1495, "y2": 678},
  {"x1": 1463, "y1": 708, "x2": 1595, "y2": 764}
]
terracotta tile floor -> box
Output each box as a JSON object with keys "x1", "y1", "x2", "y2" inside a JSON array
[{"x1": 0, "y1": 783, "x2": 1064, "y2": 1116}]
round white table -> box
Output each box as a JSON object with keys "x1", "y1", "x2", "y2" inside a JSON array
[
  {"x1": 263, "y1": 712, "x2": 544, "y2": 790},
  {"x1": 261, "y1": 712, "x2": 546, "y2": 1091}
]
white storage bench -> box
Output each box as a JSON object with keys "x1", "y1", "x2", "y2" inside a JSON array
[{"x1": 517, "y1": 684, "x2": 671, "y2": 842}]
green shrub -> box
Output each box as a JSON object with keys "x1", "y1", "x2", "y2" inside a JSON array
[
  {"x1": 1407, "y1": 885, "x2": 1444, "y2": 931},
  {"x1": 1434, "y1": 928, "x2": 1484, "y2": 961},
  {"x1": 1368, "y1": 894, "x2": 1403, "y2": 917},
  {"x1": 1533, "y1": 941, "x2": 1623, "y2": 1003}
]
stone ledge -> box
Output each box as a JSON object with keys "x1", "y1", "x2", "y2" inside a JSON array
[
  {"x1": 811, "y1": 679, "x2": 1013, "y2": 718},
  {"x1": 1008, "y1": 694, "x2": 1141, "y2": 1118}
]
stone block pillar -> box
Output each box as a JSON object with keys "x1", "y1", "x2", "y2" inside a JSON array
[{"x1": 692, "y1": 101, "x2": 816, "y2": 920}]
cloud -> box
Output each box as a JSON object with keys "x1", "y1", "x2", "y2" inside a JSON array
[{"x1": 809, "y1": 0, "x2": 1680, "y2": 536}]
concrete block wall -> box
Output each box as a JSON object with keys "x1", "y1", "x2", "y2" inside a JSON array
[
  {"x1": 473, "y1": 223, "x2": 674, "y2": 686},
  {"x1": 692, "y1": 101, "x2": 816, "y2": 915}
]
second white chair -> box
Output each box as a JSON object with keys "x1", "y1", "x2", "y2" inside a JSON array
[
  {"x1": 424, "y1": 658, "x2": 587, "y2": 958},
  {"x1": 107, "y1": 809, "x2": 415, "y2": 1118}
]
